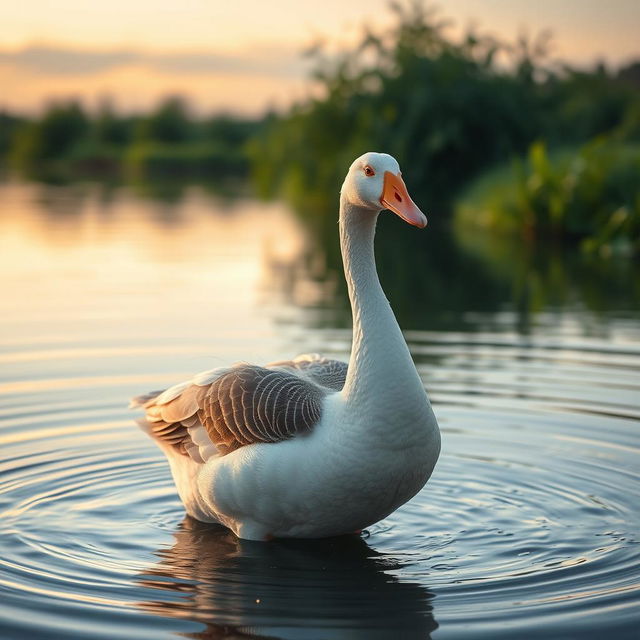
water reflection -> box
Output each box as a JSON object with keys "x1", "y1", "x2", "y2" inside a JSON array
[
  {"x1": 4, "y1": 179, "x2": 637, "y2": 340},
  {"x1": 0, "y1": 180, "x2": 307, "y2": 369},
  {"x1": 137, "y1": 517, "x2": 437, "y2": 639},
  {"x1": 266, "y1": 197, "x2": 640, "y2": 334},
  {"x1": 1, "y1": 179, "x2": 639, "y2": 640},
  {"x1": 454, "y1": 221, "x2": 640, "y2": 322}
]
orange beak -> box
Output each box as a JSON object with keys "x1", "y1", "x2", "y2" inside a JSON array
[{"x1": 380, "y1": 171, "x2": 427, "y2": 228}]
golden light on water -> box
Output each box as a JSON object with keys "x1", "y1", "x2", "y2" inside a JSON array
[{"x1": 0, "y1": 183, "x2": 308, "y2": 354}]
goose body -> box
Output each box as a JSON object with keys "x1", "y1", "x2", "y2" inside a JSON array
[{"x1": 131, "y1": 152, "x2": 440, "y2": 540}]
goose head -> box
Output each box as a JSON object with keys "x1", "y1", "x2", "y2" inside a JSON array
[{"x1": 341, "y1": 152, "x2": 427, "y2": 228}]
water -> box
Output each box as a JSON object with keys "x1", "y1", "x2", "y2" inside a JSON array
[{"x1": 1, "y1": 180, "x2": 639, "y2": 639}]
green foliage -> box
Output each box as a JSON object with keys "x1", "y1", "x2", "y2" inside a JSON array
[
  {"x1": 93, "y1": 101, "x2": 136, "y2": 147},
  {"x1": 539, "y1": 64, "x2": 640, "y2": 144},
  {"x1": 456, "y1": 139, "x2": 640, "y2": 256},
  {"x1": 249, "y1": 0, "x2": 640, "y2": 254},
  {"x1": 252, "y1": 1, "x2": 542, "y2": 210},
  {"x1": 0, "y1": 98, "x2": 259, "y2": 182},
  {"x1": 124, "y1": 141, "x2": 248, "y2": 179},
  {"x1": 8, "y1": 102, "x2": 89, "y2": 176},
  {"x1": 124, "y1": 109, "x2": 260, "y2": 179},
  {"x1": 134, "y1": 97, "x2": 193, "y2": 144},
  {"x1": 0, "y1": 111, "x2": 25, "y2": 161},
  {"x1": 204, "y1": 115, "x2": 258, "y2": 150}
]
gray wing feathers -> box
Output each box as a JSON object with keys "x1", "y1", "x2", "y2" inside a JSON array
[
  {"x1": 268, "y1": 353, "x2": 348, "y2": 391},
  {"x1": 133, "y1": 363, "x2": 328, "y2": 461}
]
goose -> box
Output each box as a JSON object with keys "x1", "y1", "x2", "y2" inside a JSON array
[{"x1": 130, "y1": 152, "x2": 441, "y2": 540}]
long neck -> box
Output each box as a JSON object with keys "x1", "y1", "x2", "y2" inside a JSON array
[{"x1": 339, "y1": 195, "x2": 422, "y2": 413}]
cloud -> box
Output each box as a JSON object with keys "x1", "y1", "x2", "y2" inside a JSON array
[
  {"x1": 0, "y1": 44, "x2": 308, "y2": 77},
  {"x1": 0, "y1": 44, "x2": 315, "y2": 115}
]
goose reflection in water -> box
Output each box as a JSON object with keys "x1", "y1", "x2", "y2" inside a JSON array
[{"x1": 136, "y1": 517, "x2": 437, "y2": 639}]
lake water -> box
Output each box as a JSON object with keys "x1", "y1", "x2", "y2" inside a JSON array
[{"x1": 1, "y1": 180, "x2": 639, "y2": 639}]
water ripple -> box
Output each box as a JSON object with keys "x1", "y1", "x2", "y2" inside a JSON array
[{"x1": 1, "y1": 327, "x2": 639, "y2": 639}]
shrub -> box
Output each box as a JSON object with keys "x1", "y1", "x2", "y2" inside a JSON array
[{"x1": 456, "y1": 139, "x2": 640, "y2": 256}]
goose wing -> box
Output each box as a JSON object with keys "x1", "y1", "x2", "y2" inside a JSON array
[
  {"x1": 131, "y1": 362, "x2": 331, "y2": 462},
  {"x1": 268, "y1": 353, "x2": 348, "y2": 392}
]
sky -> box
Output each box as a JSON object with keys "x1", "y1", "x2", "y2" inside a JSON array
[{"x1": 1, "y1": 0, "x2": 639, "y2": 115}]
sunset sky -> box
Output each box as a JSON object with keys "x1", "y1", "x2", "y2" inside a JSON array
[{"x1": 1, "y1": 0, "x2": 639, "y2": 115}]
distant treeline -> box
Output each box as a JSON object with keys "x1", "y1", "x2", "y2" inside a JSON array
[
  {"x1": 1, "y1": 1, "x2": 639, "y2": 256},
  {"x1": 248, "y1": 1, "x2": 640, "y2": 256},
  {"x1": 0, "y1": 98, "x2": 261, "y2": 181}
]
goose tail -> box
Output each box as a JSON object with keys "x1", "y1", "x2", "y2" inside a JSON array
[{"x1": 129, "y1": 389, "x2": 164, "y2": 410}]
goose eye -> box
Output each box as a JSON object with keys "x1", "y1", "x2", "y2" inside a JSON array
[{"x1": 364, "y1": 166, "x2": 375, "y2": 177}]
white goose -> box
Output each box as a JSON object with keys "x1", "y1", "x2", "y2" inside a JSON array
[{"x1": 131, "y1": 152, "x2": 441, "y2": 540}]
